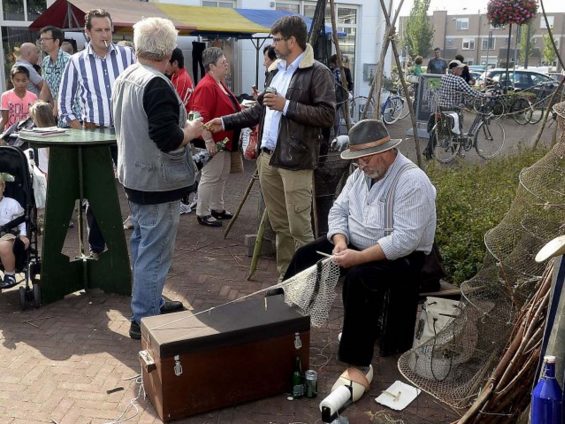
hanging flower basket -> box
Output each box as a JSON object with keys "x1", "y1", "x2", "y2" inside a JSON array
[{"x1": 487, "y1": 0, "x2": 538, "y2": 27}]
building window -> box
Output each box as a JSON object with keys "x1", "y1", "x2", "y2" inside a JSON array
[
  {"x1": 456, "y1": 18, "x2": 469, "y2": 30},
  {"x1": 446, "y1": 38, "x2": 454, "y2": 48},
  {"x1": 481, "y1": 37, "x2": 495, "y2": 50},
  {"x1": 462, "y1": 38, "x2": 475, "y2": 50},
  {"x1": 540, "y1": 16, "x2": 554, "y2": 29},
  {"x1": 2, "y1": 0, "x2": 46, "y2": 21},
  {"x1": 303, "y1": 1, "x2": 317, "y2": 18},
  {"x1": 274, "y1": 2, "x2": 300, "y2": 13},
  {"x1": 202, "y1": 1, "x2": 235, "y2": 6}
]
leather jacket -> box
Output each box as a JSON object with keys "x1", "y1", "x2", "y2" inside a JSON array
[{"x1": 222, "y1": 44, "x2": 335, "y2": 170}]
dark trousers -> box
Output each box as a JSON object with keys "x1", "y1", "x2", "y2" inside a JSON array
[
  {"x1": 284, "y1": 237, "x2": 424, "y2": 366},
  {"x1": 192, "y1": 42, "x2": 206, "y2": 84},
  {"x1": 86, "y1": 204, "x2": 105, "y2": 254}
]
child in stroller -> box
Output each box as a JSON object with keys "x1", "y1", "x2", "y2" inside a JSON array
[
  {"x1": 0, "y1": 172, "x2": 29, "y2": 288},
  {"x1": 0, "y1": 145, "x2": 40, "y2": 307}
]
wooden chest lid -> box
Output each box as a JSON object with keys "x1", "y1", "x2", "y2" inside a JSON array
[{"x1": 140, "y1": 295, "x2": 310, "y2": 356}]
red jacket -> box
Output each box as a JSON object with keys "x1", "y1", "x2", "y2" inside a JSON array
[
  {"x1": 189, "y1": 73, "x2": 241, "y2": 151},
  {"x1": 171, "y1": 67, "x2": 194, "y2": 112}
]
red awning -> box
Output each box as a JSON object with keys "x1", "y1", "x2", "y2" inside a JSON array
[{"x1": 29, "y1": 0, "x2": 197, "y2": 33}]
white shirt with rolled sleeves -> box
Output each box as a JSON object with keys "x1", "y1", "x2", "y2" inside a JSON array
[
  {"x1": 260, "y1": 52, "x2": 305, "y2": 152},
  {"x1": 326, "y1": 152, "x2": 436, "y2": 259}
]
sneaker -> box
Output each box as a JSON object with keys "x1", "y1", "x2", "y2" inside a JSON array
[
  {"x1": 129, "y1": 321, "x2": 141, "y2": 340},
  {"x1": 123, "y1": 215, "x2": 133, "y2": 230},
  {"x1": 1, "y1": 274, "x2": 17, "y2": 289},
  {"x1": 179, "y1": 202, "x2": 192, "y2": 215}
]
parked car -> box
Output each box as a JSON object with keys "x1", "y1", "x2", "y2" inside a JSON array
[
  {"x1": 547, "y1": 72, "x2": 565, "y2": 83},
  {"x1": 477, "y1": 68, "x2": 557, "y2": 91}
]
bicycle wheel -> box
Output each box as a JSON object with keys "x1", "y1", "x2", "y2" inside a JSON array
[
  {"x1": 474, "y1": 119, "x2": 505, "y2": 159},
  {"x1": 510, "y1": 97, "x2": 530, "y2": 125},
  {"x1": 351, "y1": 96, "x2": 375, "y2": 122},
  {"x1": 382, "y1": 96, "x2": 404, "y2": 125},
  {"x1": 398, "y1": 97, "x2": 410, "y2": 120},
  {"x1": 433, "y1": 116, "x2": 460, "y2": 164},
  {"x1": 528, "y1": 106, "x2": 544, "y2": 125}
]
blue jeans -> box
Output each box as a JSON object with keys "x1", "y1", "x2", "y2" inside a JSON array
[{"x1": 129, "y1": 200, "x2": 180, "y2": 324}]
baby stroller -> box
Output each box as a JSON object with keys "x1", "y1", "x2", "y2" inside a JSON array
[{"x1": 0, "y1": 145, "x2": 41, "y2": 309}]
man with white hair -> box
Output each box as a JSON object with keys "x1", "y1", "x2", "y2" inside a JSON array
[
  {"x1": 14, "y1": 42, "x2": 43, "y2": 96},
  {"x1": 112, "y1": 17, "x2": 204, "y2": 340}
]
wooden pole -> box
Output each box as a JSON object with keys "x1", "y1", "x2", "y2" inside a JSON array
[
  {"x1": 246, "y1": 208, "x2": 268, "y2": 281},
  {"x1": 377, "y1": 0, "x2": 423, "y2": 167},
  {"x1": 329, "y1": 0, "x2": 352, "y2": 131},
  {"x1": 223, "y1": 169, "x2": 258, "y2": 239}
]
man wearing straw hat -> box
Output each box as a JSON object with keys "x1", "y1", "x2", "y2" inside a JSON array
[{"x1": 283, "y1": 119, "x2": 437, "y2": 401}]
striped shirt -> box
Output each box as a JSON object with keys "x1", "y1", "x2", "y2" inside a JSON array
[
  {"x1": 327, "y1": 152, "x2": 437, "y2": 259},
  {"x1": 58, "y1": 43, "x2": 135, "y2": 127}
]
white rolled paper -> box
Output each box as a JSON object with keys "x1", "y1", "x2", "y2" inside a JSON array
[{"x1": 319, "y1": 385, "x2": 351, "y2": 415}]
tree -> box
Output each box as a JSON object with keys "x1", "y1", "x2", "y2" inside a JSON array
[
  {"x1": 542, "y1": 34, "x2": 556, "y2": 66},
  {"x1": 519, "y1": 22, "x2": 535, "y2": 66},
  {"x1": 403, "y1": 0, "x2": 434, "y2": 59}
]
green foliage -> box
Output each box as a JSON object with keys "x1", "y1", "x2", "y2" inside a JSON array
[
  {"x1": 542, "y1": 34, "x2": 557, "y2": 65},
  {"x1": 427, "y1": 148, "x2": 547, "y2": 285},
  {"x1": 403, "y1": 0, "x2": 434, "y2": 59},
  {"x1": 519, "y1": 22, "x2": 534, "y2": 65}
]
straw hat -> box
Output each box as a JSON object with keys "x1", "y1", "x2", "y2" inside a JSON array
[{"x1": 340, "y1": 119, "x2": 402, "y2": 160}]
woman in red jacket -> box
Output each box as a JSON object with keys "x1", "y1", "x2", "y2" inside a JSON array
[{"x1": 190, "y1": 47, "x2": 241, "y2": 227}]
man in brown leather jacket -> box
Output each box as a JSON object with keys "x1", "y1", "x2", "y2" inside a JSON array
[{"x1": 208, "y1": 15, "x2": 335, "y2": 278}]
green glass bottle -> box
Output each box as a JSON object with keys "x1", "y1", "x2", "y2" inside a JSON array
[{"x1": 292, "y1": 355, "x2": 304, "y2": 399}]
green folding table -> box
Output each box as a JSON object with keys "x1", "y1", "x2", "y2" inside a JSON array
[{"x1": 20, "y1": 128, "x2": 131, "y2": 304}]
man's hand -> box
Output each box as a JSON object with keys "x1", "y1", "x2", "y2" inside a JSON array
[
  {"x1": 184, "y1": 118, "x2": 204, "y2": 141},
  {"x1": 332, "y1": 249, "x2": 363, "y2": 269},
  {"x1": 263, "y1": 92, "x2": 286, "y2": 112},
  {"x1": 205, "y1": 118, "x2": 224, "y2": 133},
  {"x1": 332, "y1": 238, "x2": 348, "y2": 255}
]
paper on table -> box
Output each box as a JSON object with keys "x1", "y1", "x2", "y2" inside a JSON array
[
  {"x1": 375, "y1": 380, "x2": 420, "y2": 411},
  {"x1": 20, "y1": 127, "x2": 68, "y2": 137}
]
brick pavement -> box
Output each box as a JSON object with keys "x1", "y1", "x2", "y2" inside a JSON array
[{"x1": 0, "y1": 152, "x2": 461, "y2": 424}]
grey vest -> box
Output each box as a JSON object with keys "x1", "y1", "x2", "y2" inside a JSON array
[{"x1": 113, "y1": 63, "x2": 195, "y2": 192}]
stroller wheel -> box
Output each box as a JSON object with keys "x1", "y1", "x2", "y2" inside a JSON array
[{"x1": 32, "y1": 283, "x2": 41, "y2": 308}]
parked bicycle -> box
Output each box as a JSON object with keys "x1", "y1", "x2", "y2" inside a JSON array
[
  {"x1": 348, "y1": 90, "x2": 406, "y2": 126},
  {"x1": 431, "y1": 97, "x2": 506, "y2": 163}
]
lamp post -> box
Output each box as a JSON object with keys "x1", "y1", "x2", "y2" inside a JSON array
[{"x1": 486, "y1": 30, "x2": 493, "y2": 67}]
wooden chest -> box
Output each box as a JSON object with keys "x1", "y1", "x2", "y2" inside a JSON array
[{"x1": 139, "y1": 295, "x2": 310, "y2": 422}]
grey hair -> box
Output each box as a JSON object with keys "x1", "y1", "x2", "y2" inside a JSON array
[
  {"x1": 133, "y1": 17, "x2": 178, "y2": 61},
  {"x1": 202, "y1": 47, "x2": 224, "y2": 72}
]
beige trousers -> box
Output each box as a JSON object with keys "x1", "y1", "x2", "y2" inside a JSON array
[
  {"x1": 196, "y1": 150, "x2": 230, "y2": 217},
  {"x1": 257, "y1": 151, "x2": 314, "y2": 277}
]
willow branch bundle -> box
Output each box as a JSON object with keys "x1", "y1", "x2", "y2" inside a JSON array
[{"x1": 455, "y1": 261, "x2": 554, "y2": 424}]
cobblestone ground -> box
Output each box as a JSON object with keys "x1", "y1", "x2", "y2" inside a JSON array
[{"x1": 2, "y1": 114, "x2": 549, "y2": 424}]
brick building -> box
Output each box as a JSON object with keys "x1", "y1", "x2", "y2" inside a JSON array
[{"x1": 400, "y1": 10, "x2": 564, "y2": 72}]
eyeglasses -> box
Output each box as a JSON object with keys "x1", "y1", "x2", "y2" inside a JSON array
[
  {"x1": 38, "y1": 37, "x2": 54, "y2": 42},
  {"x1": 272, "y1": 36, "x2": 287, "y2": 43}
]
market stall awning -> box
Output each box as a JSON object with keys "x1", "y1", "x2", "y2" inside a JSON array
[
  {"x1": 29, "y1": 0, "x2": 344, "y2": 38},
  {"x1": 29, "y1": 0, "x2": 197, "y2": 33}
]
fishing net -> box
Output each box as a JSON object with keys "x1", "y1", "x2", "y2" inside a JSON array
[
  {"x1": 398, "y1": 100, "x2": 565, "y2": 409},
  {"x1": 278, "y1": 258, "x2": 341, "y2": 328}
]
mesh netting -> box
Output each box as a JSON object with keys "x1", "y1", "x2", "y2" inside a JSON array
[
  {"x1": 280, "y1": 258, "x2": 341, "y2": 327},
  {"x1": 398, "y1": 101, "x2": 565, "y2": 409}
]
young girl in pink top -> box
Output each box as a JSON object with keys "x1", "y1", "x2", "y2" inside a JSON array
[{"x1": 0, "y1": 65, "x2": 38, "y2": 131}]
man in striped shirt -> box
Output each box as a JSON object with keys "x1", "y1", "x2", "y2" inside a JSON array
[
  {"x1": 57, "y1": 9, "x2": 135, "y2": 257},
  {"x1": 58, "y1": 9, "x2": 135, "y2": 129},
  {"x1": 283, "y1": 120, "x2": 437, "y2": 401}
]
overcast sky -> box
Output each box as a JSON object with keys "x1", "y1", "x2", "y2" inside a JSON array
[{"x1": 398, "y1": 0, "x2": 564, "y2": 16}]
